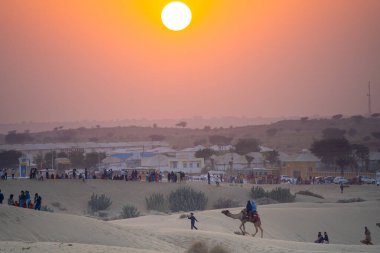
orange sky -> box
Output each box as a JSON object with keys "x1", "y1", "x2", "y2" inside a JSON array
[{"x1": 0, "y1": 0, "x2": 379, "y2": 123}]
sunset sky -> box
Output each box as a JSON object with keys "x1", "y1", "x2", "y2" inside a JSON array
[{"x1": 1, "y1": 0, "x2": 379, "y2": 123}]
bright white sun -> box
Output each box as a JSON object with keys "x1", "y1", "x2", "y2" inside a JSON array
[{"x1": 161, "y1": 2, "x2": 192, "y2": 31}]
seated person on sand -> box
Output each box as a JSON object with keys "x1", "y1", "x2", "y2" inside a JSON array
[
  {"x1": 360, "y1": 226, "x2": 373, "y2": 245},
  {"x1": 324, "y1": 232, "x2": 329, "y2": 244},
  {"x1": 314, "y1": 232, "x2": 324, "y2": 243},
  {"x1": 8, "y1": 194, "x2": 15, "y2": 205}
]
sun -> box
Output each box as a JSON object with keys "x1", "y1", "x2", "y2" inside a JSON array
[{"x1": 161, "y1": 2, "x2": 192, "y2": 31}]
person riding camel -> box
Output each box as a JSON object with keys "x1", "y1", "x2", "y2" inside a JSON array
[
  {"x1": 246, "y1": 200, "x2": 253, "y2": 220},
  {"x1": 246, "y1": 200, "x2": 258, "y2": 222}
]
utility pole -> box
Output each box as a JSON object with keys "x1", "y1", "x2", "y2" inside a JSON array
[{"x1": 367, "y1": 81, "x2": 372, "y2": 115}]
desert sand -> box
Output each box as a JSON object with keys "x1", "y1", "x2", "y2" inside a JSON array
[{"x1": 1, "y1": 180, "x2": 380, "y2": 253}]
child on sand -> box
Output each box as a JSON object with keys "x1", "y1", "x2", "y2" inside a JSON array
[
  {"x1": 188, "y1": 212, "x2": 198, "y2": 230},
  {"x1": 314, "y1": 232, "x2": 324, "y2": 243},
  {"x1": 360, "y1": 226, "x2": 373, "y2": 245},
  {"x1": 324, "y1": 232, "x2": 329, "y2": 244}
]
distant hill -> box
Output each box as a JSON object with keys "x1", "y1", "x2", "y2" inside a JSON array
[{"x1": 1, "y1": 116, "x2": 379, "y2": 153}]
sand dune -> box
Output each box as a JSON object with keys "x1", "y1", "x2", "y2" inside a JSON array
[{"x1": 1, "y1": 181, "x2": 380, "y2": 252}]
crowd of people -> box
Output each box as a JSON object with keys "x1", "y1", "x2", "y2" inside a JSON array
[
  {"x1": 0, "y1": 168, "x2": 16, "y2": 180},
  {"x1": 0, "y1": 189, "x2": 42, "y2": 210}
]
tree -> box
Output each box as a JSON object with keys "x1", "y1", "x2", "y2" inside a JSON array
[
  {"x1": 195, "y1": 148, "x2": 214, "y2": 161},
  {"x1": 57, "y1": 152, "x2": 68, "y2": 158},
  {"x1": 371, "y1": 132, "x2": 380, "y2": 140},
  {"x1": 33, "y1": 153, "x2": 44, "y2": 169},
  {"x1": 176, "y1": 121, "x2": 187, "y2": 128},
  {"x1": 70, "y1": 150, "x2": 85, "y2": 168},
  {"x1": 351, "y1": 144, "x2": 369, "y2": 171},
  {"x1": 0, "y1": 150, "x2": 22, "y2": 168},
  {"x1": 85, "y1": 152, "x2": 106, "y2": 168},
  {"x1": 310, "y1": 138, "x2": 352, "y2": 172},
  {"x1": 245, "y1": 155, "x2": 254, "y2": 168},
  {"x1": 322, "y1": 128, "x2": 346, "y2": 139},
  {"x1": 234, "y1": 138, "x2": 260, "y2": 155},
  {"x1": 266, "y1": 128, "x2": 278, "y2": 137},
  {"x1": 262, "y1": 150, "x2": 280, "y2": 166},
  {"x1": 332, "y1": 114, "x2": 343, "y2": 120},
  {"x1": 44, "y1": 151, "x2": 57, "y2": 169},
  {"x1": 300, "y1": 117, "x2": 309, "y2": 122},
  {"x1": 149, "y1": 135, "x2": 165, "y2": 141},
  {"x1": 5, "y1": 130, "x2": 33, "y2": 144},
  {"x1": 347, "y1": 128, "x2": 357, "y2": 137},
  {"x1": 351, "y1": 115, "x2": 364, "y2": 124},
  {"x1": 371, "y1": 113, "x2": 380, "y2": 118},
  {"x1": 203, "y1": 125, "x2": 211, "y2": 131}
]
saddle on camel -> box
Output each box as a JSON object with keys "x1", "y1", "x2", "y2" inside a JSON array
[{"x1": 244, "y1": 209, "x2": 259, "y2": 223}]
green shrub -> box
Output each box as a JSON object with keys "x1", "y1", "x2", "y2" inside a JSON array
[
  {"x1": 296, "y1": 190, "x2": 324, "y2": 199},
  {"x1": 88, "y1": 193, "x2": 112, "y2": 212},
  {"x1": 120, "y1": 204, "x2": 140, "y2": 219},
  {"x1": 213, "y1": 198, "x2": 240, "y2": 209},
  {"x1": 168, "y1": 187, "x2": 208, "y2": 212},
  {"x1": 146, "y1": 193, "x2": 168, "y2": 213},
  {"x1": 250, "y1": 186, "x2": 266, "y2": 199},
  {"x1": 267, "y1": 187, "x2": 296, "y2": 203},
  {"x1": 337, "y1": 198, "x2": 365, "y2": 203}
]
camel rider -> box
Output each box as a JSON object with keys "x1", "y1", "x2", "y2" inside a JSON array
[{"x1": 246, "y1": 200, "x2": 258, "y2": 220}]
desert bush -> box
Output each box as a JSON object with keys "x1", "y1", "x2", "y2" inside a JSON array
[
  {"x1": 168, "y1": 187, "x2": 208, "y2": 212},
  {"x1": 98, "y1": 211, "x2": 108, "y2": 218},
  {"x1": 250, "y1": 187, "x2": 295, "y2": 203},
  {"x1": 146, "y1": 193, "x2": 168, "y2": 213},
  {"x1": 179, "y1": 213, "x2": 188, "y2": 219},
  {"x1": 250, "y1": 186, "x2": 266, "y2": 199},
  {"x1": 88, "y1": 193, "x2": 112, "y2": 212},
  {"x1": 209, "y1": 245, "x2": 230, "y2": 253},
  {"x1": 267, "y1": 187, "x2": 296, "y2": 203},
  {"x1": 337, "y1": 198, "x2": 365, "y2": 203},
  {"x1": 120, "y1": 204, "x2": 140, "y2": 219},
  {"x1": 50, "y1": 201, "x2": 67, "y2": 211},
  {"x1": 40, "y1": 205, "x2": 54, "y2": 212},
  {"x1": 186, "y1": 241, "x2": 230, "y2": 253},
  {"x1": 213, "y1": 198, "x2": 240, "y2": 209},
  {"x1": 296, "y1": 190, "x2": 324, "y2": 199},
  {"x1": 255, "y1": 197, "x2": 279, "y2": 205},
  {"x1": 186, "y1": 241, "x2": 208, "y2": 253}
]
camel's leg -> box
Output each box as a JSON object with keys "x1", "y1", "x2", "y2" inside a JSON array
[
  {"x1": 240, "y1": 222, "x2": 248, "y2": 235},
  {"x1": 239, "y1": 223, "x2": 245, "y2": 235},
  {"x1": 252, "y1": 224, "x2": 258, "y2": 237}
]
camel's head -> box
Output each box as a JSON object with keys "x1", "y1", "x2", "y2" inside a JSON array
[
  {"x1": 376, "y1": 223, "x2": 380, "y2": 228},
  {"x1": 221, "y1": 210, "x2": 230, "y2": 215}
]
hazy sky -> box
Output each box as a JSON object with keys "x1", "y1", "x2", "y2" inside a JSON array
[{"x1": 1, "y1": 0, "x2": 379, "y2": 123}]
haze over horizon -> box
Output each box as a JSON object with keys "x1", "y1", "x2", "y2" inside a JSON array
[{"x1": 1, "y1": 0, "x2": 379, "y2": 124}]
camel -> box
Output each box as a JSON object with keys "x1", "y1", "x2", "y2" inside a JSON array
[{"x1": 221, "y1": 209, "x2": 263, "y2": 238}]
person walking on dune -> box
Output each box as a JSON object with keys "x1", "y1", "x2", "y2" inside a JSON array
[
  {"x1": 188, "y1": 212, "x2": 198, "y2": 230},
  {"x1": 360, "y1": 226, "x2": 373, "y2": 245}
]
